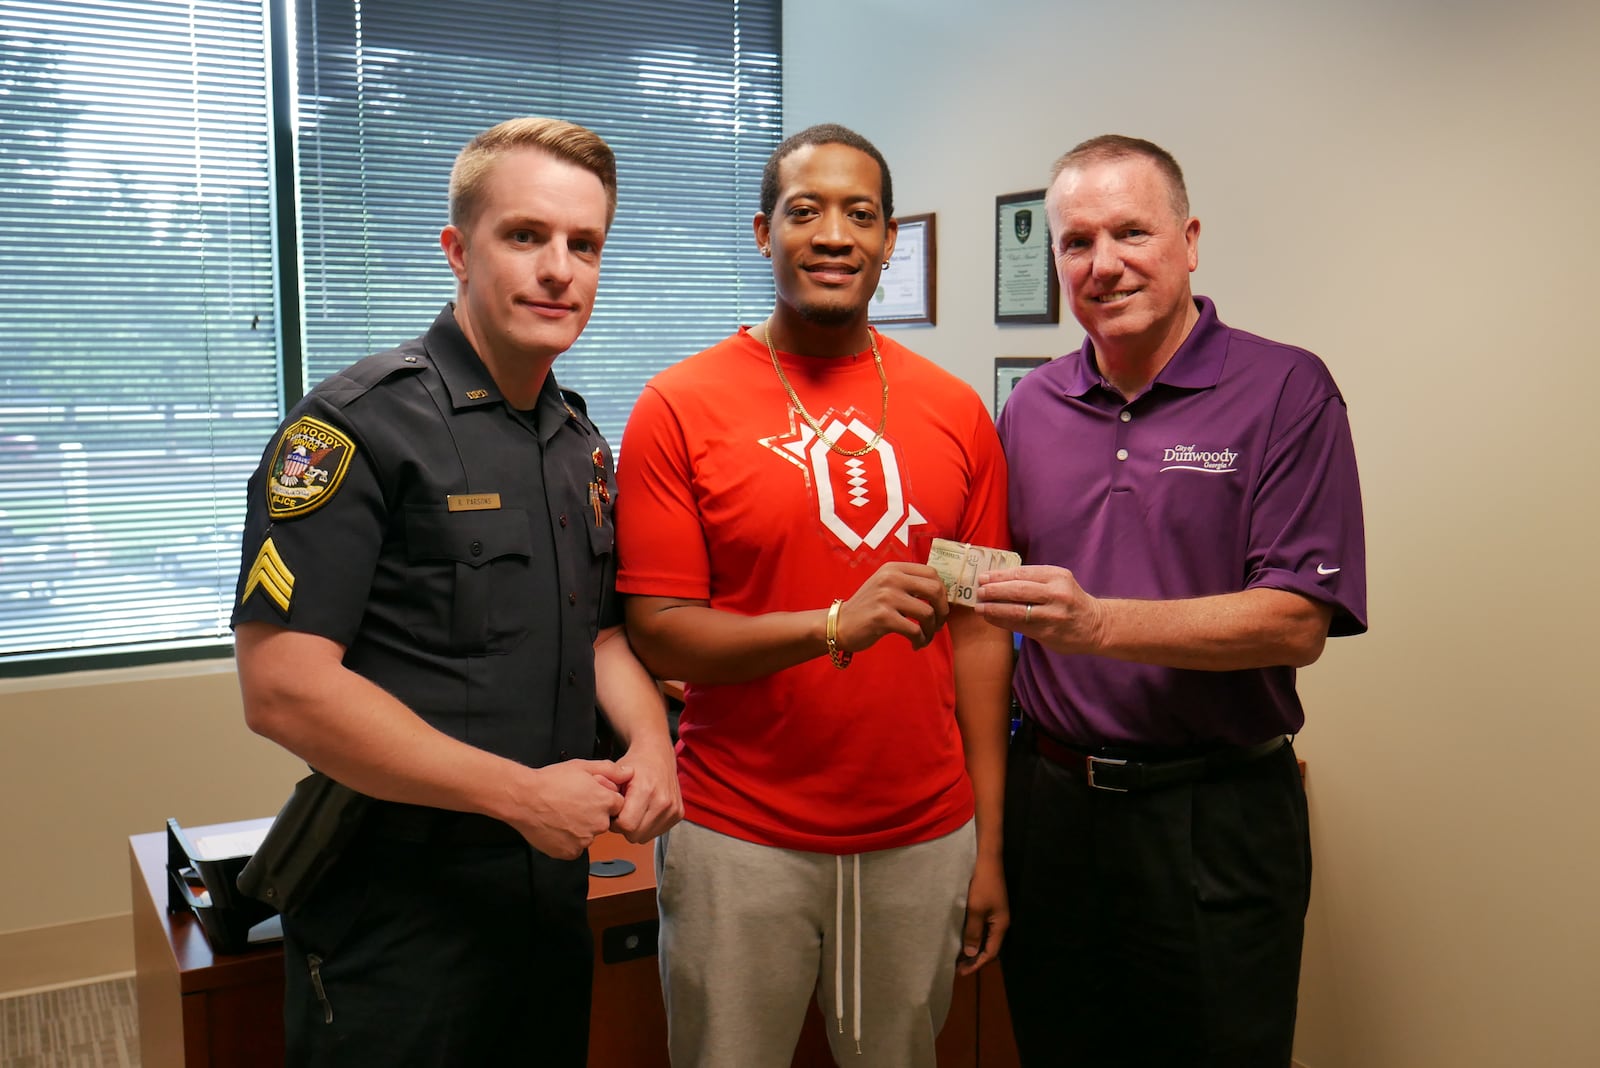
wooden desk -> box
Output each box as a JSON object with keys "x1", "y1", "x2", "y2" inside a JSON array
[
  {"x1": 131, "y1": 817, "x2": 284, "y2": 1068},
  {"x1": 132, "y1": 821, "x2": 1017, "y2": 1067}
]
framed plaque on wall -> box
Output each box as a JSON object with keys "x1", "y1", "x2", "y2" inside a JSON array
[
  {"x1": 994, "y1": 356, "x2": 1050, "y2": 418},
  {"x1": 994, "y1": 190, "x2": 1059, "y2": 325}
]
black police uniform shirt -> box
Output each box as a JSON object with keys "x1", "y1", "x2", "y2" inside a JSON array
[{"x1": 232, "y1": 304, "x2": 617, "y2": 769}]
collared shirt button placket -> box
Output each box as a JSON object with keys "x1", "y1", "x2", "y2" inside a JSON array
[{"x1": 1111, "y1": 401, "x2": 1136, "y2": 488}]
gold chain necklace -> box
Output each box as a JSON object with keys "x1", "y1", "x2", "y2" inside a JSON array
[{"x1": 763, "y1": 324, "x2": 889, "y2": 457}]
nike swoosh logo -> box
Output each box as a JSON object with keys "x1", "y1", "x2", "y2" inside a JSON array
[{"x1": 1317, "y1": 564, "x2": 1341, "y2": 576}]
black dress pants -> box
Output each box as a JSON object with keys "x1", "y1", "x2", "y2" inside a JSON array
[
  {"x1": 282, "y1": 830, "x2": 591, "y2": 1067},
  {"x1": 1000, "y1": 730, "x2": 1311, "y2": 1068}
]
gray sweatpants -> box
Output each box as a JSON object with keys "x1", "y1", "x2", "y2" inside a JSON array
[{"x1": 654, "y1": 818, "x2": 977, "y2": 1068}]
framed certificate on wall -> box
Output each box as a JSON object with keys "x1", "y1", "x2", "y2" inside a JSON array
[
  {"x1": 994, "y1": 190, "x2": 1059, "y2": 324},
  {"x1": 870, "y1": 212, "x2": 936, "y2": 326}
]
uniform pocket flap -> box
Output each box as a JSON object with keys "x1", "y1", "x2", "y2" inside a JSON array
[{"x1": 405, "y1": 508, "x2": 531, "y2": 567}]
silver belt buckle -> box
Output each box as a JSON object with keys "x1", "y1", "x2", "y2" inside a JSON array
[{"x1": 1085, "y1": 754, "x2": 1129, "y2": 792}]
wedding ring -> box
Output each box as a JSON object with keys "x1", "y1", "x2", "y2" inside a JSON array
[{"x1": 1025, "y1": 604, "x2": 1033, "y2": 623}]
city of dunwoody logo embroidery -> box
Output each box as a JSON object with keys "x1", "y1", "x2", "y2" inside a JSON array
[{"x1": 1158, "y1": 444, "x2": 1239, "y2": 474}]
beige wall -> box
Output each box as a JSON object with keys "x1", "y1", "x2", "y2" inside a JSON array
[
  {"x1": 0, "y1": 663, "x2": 303, "y2": 950},
  {"x1": 786, "y1": 0, "x2": 1600, "y2": 1064}
]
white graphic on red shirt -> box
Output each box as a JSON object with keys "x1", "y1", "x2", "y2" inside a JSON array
[{"x1": 759, "y1": 408, "x2": 927, "y2": 553}]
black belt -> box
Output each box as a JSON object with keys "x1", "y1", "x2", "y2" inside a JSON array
[
  {"x1": 364, "y1": 802, "x2": 527, "y2": 848},
  {"x1": 1018, "y1": 719, "x2": 1287, "y2": 793}
]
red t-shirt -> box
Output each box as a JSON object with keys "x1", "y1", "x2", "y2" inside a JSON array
[{"x1": 616, "y1": 328, "x2": 1009, "y2": 853}]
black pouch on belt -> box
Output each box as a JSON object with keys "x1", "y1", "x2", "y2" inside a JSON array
[{"x1": 236, "y1": 770, "x2": 372, "y2": 916}]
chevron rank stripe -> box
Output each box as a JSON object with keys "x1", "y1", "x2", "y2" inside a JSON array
[{"x1": 241, "y1": 536, "x2": 295, "y2": 614}]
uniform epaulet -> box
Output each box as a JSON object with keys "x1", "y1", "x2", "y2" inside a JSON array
[
  {"x1": 559, "y1": 387, "x2": 590, "y2": 417},
  {"x1": 318, "y1": 348, "x2": 429, "y2": 408}
]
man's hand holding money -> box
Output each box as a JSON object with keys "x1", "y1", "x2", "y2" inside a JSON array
[
  {"x1": 927, "y1": 538, "x2": 1021, "y2": 608},
  {"x1": 832, "y1": 561, "x2": 952, "y2": 655},
  {"x1": 972, "y1": 562, "x2": 1109, "y2": 656}
]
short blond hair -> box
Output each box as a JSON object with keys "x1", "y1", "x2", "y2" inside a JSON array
[{"x1": 449, "y1": 117, "x2": 617, "y2": 232}]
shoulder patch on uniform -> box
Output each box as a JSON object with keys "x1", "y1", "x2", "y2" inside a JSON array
[
  {"x1": 267, "y1": 416, "x2": 356, "y2": 520},
  {"x1": 241, "y1": 536, "x2": 294, "y2": 615}
]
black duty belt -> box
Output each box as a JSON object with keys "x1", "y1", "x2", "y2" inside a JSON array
[
  {"x1": 1018, "y1": 719, "x2": 1287, "y2": 793},
  {"x1": 364, "y1": 802, "x2": 527, "y2": 848}
]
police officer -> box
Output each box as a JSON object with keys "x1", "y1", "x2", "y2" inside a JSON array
[{"x1": 233, "y1": 117, "x2": 681, "y2": 1067}]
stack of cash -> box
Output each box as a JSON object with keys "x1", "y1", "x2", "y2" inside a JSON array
[{"x1": 926, "y1": 538, "x2": 1021, "y2": 607}]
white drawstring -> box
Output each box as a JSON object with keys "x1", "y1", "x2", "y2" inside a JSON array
[
  {"x1": 834, "y1": 855, "x2": 844, "y2": 1037},
  {"x1": 852, "y1": 853, "x2": 862, "y2": 1054},
  {"x1": 833, "y1": 854, "x2": 865, "y2": 1054}
]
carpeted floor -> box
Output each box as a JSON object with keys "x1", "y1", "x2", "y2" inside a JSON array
[{"x1": 0, "y1": 977, "x2": 137, "y2": 1068}]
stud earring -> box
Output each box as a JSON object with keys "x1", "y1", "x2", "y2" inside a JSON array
[{"x1": 881, "y1": 261, "x2": 890, "y2": 270}]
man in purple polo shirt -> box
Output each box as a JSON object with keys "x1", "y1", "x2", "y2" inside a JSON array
[{"x1": 975, "y1": 135, "x2": 1366, "y2": 1066}]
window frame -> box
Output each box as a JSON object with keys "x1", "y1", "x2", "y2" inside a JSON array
[{"x1": 0, "y1": 0, "x2": 780, "y2": 677}]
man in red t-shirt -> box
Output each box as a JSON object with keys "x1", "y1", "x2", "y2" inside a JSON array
[{"x1": 616, "y1": 124, "x2": 1014, "y2": 1067}]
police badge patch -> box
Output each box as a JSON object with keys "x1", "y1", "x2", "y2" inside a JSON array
[{"x1": 266, "y1": 416, "x2": 356, "y2": 520}]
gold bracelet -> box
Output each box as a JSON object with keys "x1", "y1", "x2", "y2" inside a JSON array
[{"x1": 826, "y1": 598, "x2": 852, "y2": 669}]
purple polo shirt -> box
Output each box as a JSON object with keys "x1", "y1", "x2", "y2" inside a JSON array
[{"x1": 998, "y1": 297, "x2": 1367, "y2": 747}]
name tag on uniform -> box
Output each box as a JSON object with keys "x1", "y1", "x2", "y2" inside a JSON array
[{"x1": 447, "y1": 493, "x2": 502, "y2": 512}]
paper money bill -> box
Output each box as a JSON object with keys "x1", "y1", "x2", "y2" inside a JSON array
[{"x1": 927, "y1": 538, "x2": 1020, "y2": 607}]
